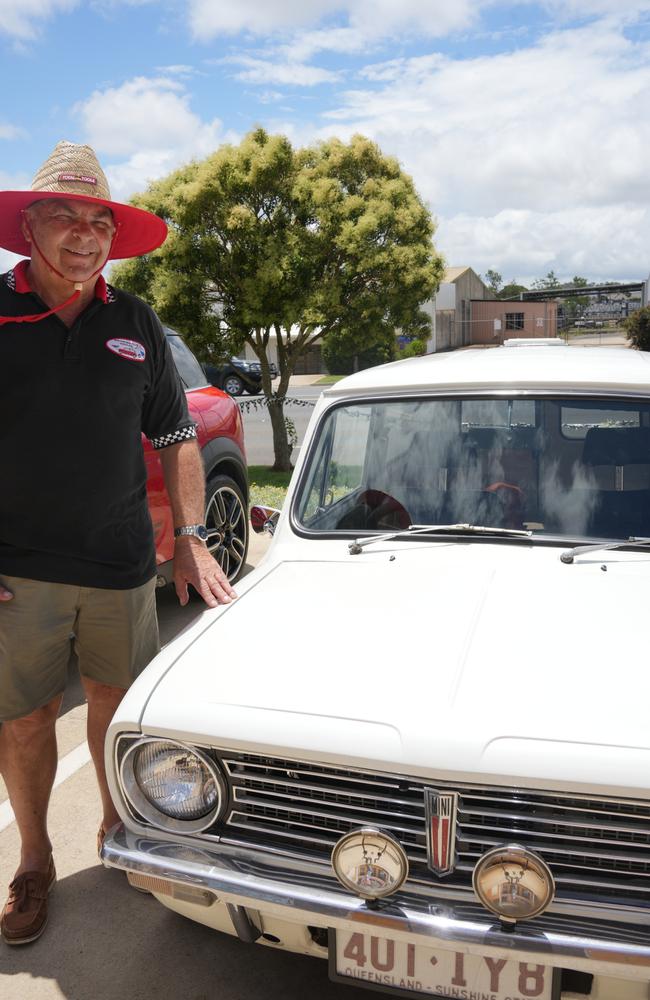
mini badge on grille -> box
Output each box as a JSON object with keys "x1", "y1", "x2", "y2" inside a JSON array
[{"x1": 425, "y1": 789, "x2": 458, "y2": 876}]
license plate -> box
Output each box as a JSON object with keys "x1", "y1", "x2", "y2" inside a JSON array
[{"x1": 330, "y1": 930, "x2": 558, "y2": 999}]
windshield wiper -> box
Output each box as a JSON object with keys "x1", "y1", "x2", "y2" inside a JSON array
[
  {"x1": 348, "y1": 523, "x2": 532, "y2": 555},
  {"x1": 560, "y1": 537, "x2": 650, "y2": 564}
]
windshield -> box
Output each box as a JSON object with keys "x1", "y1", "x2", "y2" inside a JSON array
[{"x1": 294, "y1": 396, "x2": 650, "y2": 541}]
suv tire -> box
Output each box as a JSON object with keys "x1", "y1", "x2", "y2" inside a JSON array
[
  {"x1": 223, "y1": 374, "x2": 244, "y2": 396},
  {"x1": 205, "y1": 474, "x2": 249, "y2": 583}
]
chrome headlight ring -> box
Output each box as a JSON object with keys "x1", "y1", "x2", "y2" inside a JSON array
[{"x1": 119, "y1": 737, "x2": 227, "y2": 834}]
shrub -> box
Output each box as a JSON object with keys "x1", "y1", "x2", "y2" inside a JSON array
[
  {"x1": 323, "y1": 330, "x2": 396, "y2": 375},
  {"x1": 396, "y1": 337, "x2": 427, "y2": 360},
  {"x1": 623, "y1": 307, "x2": 650, "y2": 350}
]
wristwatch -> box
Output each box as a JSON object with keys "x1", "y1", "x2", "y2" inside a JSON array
[{"x1": 174, "y1": 524, "x2": 209, "y2": 542}]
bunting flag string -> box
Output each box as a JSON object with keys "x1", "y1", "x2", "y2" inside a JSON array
[{"x1": 238, "y1": 395, "x2": 317, "y2": 414}]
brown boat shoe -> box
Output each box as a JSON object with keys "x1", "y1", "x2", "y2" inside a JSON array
[{"x1": 1, "y1": 857, "x2": 56, "y2": 946}]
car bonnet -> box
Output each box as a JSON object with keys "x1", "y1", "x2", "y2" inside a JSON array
[{"x1": 138, "y1": 544, "x2": 650, "y2": 796}]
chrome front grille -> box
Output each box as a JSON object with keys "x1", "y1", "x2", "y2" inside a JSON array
[{"x1": 218, "y1": 752, "x2": 650, "y2": 910}]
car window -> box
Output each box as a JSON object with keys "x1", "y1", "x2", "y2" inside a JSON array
[
  {"x1": 561, "y1": 403, "x2": 641, "y2": 440},
  {"x1": 295, "y1": 396, "x2": 650, "y2": 542},
  {"x1": 300, "y1": 406, "x2": 371, "y2": 521},
  {"x1": 462, "y1": 399, "x2": 535, "y2": 429},
  {"x1": 165, "y1": 333, "x2": 208, "y2": 390}
]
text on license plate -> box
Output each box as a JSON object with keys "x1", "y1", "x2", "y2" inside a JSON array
[{"x1": 333, "y1": 931, "x2": 554, "y2": 999}]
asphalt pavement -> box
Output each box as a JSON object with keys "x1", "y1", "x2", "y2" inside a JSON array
[{"x1": 238, "y1": 383, "x2": 323, "y2": 467}]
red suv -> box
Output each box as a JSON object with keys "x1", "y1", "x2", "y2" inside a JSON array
[{"x1": 145, "y1": 328, "x2": 249, "y2": 584}]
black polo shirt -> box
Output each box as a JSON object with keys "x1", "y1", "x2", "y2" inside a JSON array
[{"x1": 0, "y1": 262, "x2": 196, "y2": 589}]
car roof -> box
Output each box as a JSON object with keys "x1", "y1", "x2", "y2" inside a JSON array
[{"x1": 323, "y1": 346, "x2": 650, "y2": 398}]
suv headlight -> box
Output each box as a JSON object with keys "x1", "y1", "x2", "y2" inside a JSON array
[{"x1": 120, "y1": 738, "x2": 227, "y2": 833}]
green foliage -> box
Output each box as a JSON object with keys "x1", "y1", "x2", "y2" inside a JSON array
[
  {"x1": 111, "y1": 128, "x2": 444, "y2": 469},
  {"x1": 532, "y1": 270, "x2": 561, "y2": 290},
  {"x1": 322, "y1": 326, "x2": 395, "y2": 374},
  {"x1": 396, "y1": 337, "x2": 427, "y2": 359},
  {"x1": 284, "y1": 415, "x2": 298, "y2": 454},
  {"x1": 483, "y1": 269, "x2": 502, "y2": 294},
  {"x1": 248, "y1": 465, "x2": 291, "y2": 508},
  {"x1": 498, "y1": 280, "x2": 528, "y2": 299},
  {"x1": 623, "y1": 306, "x2": 650, "y2": 350}
]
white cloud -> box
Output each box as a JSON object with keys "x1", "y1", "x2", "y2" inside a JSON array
[
  {"x1": 188, "y1": 0, "x2": 334, "y2": 37},
  {"x1": 304, "y1": 20, "x2": 650, "y2": 281},
  {"x1": 441, "y1": 206, "x2": 650, "y2": 284},
  {"x1": 187, "y1": 0, "x2": 650, "y2": 49},
  {"x1": 0, "y1": 168, "x2": 31, "y2": 189},
  {"x1": 155, "y1": 63, "x2": 198, "y2": 76},
  {"x1": 188, "y1": 0, "x2": 484, "y2": 44},
  {"x1": 74, "y1": 76, "x2": 223, "y2": 159},
  {"x1": 0, "y1": 0, "x2": 77, "y2": 40},
  {"x1": 255, "y1": 89, "x2": 285, "y2": 103},
  {"x1": 224, "y1": 54, "x2": 339, "y2": 86},
  {"x1": 0, "y1": 123, "x2": 25, "y2": 140},
  {"x1": 73, "y1": 75, "x2": 239, "y2": 202},
  {"x1": 104, "y1": 150, "x2": 192, "y2": 202},
  {"x1": 542, "y1": 0, "x2": 650, "y2": 16}
]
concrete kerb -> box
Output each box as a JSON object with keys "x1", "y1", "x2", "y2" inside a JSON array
[{"x1": 285, "y1": 374, "x2": 323, "y2": 386}]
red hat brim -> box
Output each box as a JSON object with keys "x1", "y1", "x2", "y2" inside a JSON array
[{"x1": 0, "y1": 191, "x2": 167, "y2": 259}]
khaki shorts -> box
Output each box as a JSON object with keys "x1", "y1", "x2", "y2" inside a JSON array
[{"x1": 0, "y1": 575, "x2": 160, "y2": 722}]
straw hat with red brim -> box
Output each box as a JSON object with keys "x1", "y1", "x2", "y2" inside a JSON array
[{"x1": 0, "y1": 140, "x2": 167, "y2": 259}]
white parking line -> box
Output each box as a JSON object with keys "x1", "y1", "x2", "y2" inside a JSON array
[{"x1": 0, "y1": 740, "x2": 92, "y2": 834}]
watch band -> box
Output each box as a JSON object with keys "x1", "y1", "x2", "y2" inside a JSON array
[{"x1": 174, "y1": 524, "x2": 209, "y2": 541}]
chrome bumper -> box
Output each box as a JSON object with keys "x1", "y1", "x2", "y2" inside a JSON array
[{"x1": 102, "y1": 825, "x2": 650, "y2": 982}]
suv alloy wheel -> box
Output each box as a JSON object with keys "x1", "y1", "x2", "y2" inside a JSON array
[{"x1": 205, "y1": 474, "x2": 249, "y2": 581}]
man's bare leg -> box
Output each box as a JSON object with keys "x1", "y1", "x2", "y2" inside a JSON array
[
  {"x1": 82, "y1": 677, "x2": 126, "y2": 832},
  {"x1": 0, "y1": 695, "x2": 63, "y2": 876}
]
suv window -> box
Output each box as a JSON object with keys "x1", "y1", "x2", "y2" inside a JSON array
[{"x1": 165, "y1": 332, "x2": 208, "y2": 390}]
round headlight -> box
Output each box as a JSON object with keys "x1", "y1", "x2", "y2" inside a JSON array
[
  {"x1": 472, "y1": 844, "x2": 555, "y2": 923},
  {"x1": 331, "y1": 827, "x2": 408, "y2": 900},
  {"x1": 120, "y1": 738, "x2": 226, "y2": 833}
]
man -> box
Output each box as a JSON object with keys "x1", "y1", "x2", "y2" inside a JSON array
[{"x1": 0, "y1": 141, "x2": 236, "y2": 945}]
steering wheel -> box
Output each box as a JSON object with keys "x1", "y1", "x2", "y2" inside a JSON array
[
  {"x1": 483, "y1": 482, "x2": 524, "y2": 529},
  {"x1": 357, "y1": 489, "x2": 411, "y2": 530}
]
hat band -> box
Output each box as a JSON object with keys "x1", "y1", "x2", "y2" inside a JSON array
[{"x1": 57, "y1": 172, "x2": 99, "y2": 187}]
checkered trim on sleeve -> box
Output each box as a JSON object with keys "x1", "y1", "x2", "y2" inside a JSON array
[
  {"x1": 149, "y1": 424, "x2": 198, "y2": 450},
  {"x1": 4, "y1": 270, "x2": 15, "y2": 291}
]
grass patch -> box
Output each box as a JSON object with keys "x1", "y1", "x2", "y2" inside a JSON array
[
  {"x1": 248, "y1": 465, "x2": 292, "y2": 508},
  {"x1": 314, "y1": 374, "x2": 345, "y2": 385}
]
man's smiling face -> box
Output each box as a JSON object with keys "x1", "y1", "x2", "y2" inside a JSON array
[{"x1": 23, "y1": 198, "x2": 115, "y2": 283}]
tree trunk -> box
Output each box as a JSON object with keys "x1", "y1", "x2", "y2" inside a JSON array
[{"x1": 268, "y1": 391, "x2": 292, "y2": 471}]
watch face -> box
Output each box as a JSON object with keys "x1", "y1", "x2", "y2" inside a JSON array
[{"x1": 195, "y1": 525, "x2": 209, "y2": 541}]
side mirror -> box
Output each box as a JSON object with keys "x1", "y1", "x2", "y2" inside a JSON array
[{"x1": 250, "y1": 505, "x2": 281, "y2": 536}]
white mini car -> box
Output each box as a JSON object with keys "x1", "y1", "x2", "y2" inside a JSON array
[{"x1": 103, "y1": 343, "x2": 650, "y2": 1000}]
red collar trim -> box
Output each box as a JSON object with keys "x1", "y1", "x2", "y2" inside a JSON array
[{"x1": 11, "y1": 260, "x2": 109, "y2": 303}]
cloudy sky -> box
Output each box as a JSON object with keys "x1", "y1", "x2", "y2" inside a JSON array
[{"x1": 2, "y1": 0, "x2": 650, "y2": 285}]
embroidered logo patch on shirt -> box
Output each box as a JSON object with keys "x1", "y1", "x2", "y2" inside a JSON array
[{"x1": 105, "y1": 338, "x2": 146, "y2": 362}]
